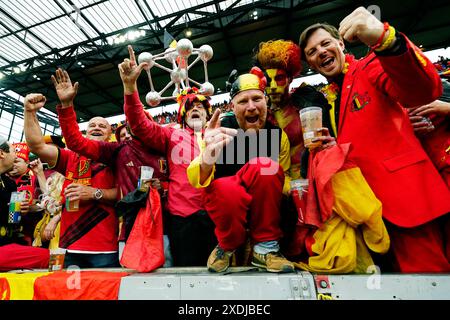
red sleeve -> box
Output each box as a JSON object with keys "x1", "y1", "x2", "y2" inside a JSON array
[
  {"x1": 57, "y1": 105, "x2": 119, "y2": 165},
  {"x1": 368, "y1": 34, "x2": 443, "y2": 108},
  {"x1": 123, "y1": 91, "x2": 171, "y2": 154}
]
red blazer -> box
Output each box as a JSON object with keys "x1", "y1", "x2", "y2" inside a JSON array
[{"x1": 337, "y1": 35, "x2": 450, "y2": 227}]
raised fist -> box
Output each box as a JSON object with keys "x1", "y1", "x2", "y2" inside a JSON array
[
  {"x1": 339, "y1": 7, "x2": 386, "y2": 46},
  {"x1": 24, "y1": 93, "x2": 46, "y2": 112}
]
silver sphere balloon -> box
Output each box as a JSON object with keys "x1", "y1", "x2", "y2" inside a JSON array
[
  {"x1": 199, "y1": 45, "x2": 213, "y2": 62},
  {"x1": 200, "y1": 82, "x2": 214, "y2": 96},
  {"x1": 138, "y1": 52, "x2": 154, "y2": 69},
  {"x1": 177, "y1": 38, "x2": 193, "y2": 57},
  {"x1": 164, "y1": 48, "x2": 178, "y2": 63},
  {"x1": 170, "y1": 69, "x2": 183, "y2": 83},
  {"x1": 146, "y1": 91, "x2": 161, "y2": 107}
]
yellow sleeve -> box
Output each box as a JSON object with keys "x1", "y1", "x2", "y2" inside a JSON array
[
  {"x1": 186, "y1": 132, "x2": 216, "y2": 188},
  {"x1": 279, "y1": 130, "x2": 291, "y2": 196}
]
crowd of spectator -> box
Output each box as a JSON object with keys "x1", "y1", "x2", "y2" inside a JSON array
[{"x1": 0, "y1": 7, "x2": 449, "y2": 275}]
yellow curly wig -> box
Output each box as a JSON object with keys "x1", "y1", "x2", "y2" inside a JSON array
[{"x1": 255, "y1": 40, "x2": 302, "y2": 78}]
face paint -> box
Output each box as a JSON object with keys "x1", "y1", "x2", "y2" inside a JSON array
[{"x1": 265, "y1": 68, "x2": 289, "y2": 106}]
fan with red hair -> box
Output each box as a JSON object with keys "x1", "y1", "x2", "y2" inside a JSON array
[{"x1": 254, "y1": 40, "x2": 302, "y2": 78}]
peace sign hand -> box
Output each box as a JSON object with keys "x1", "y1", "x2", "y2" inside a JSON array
[{"x1": 118, "y1": 45, "x2": 148, "y2": 94}]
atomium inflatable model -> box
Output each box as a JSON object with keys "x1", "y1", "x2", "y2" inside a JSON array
[{"x1": 137, "y1": 38, "x2": 214, "y2": 107}]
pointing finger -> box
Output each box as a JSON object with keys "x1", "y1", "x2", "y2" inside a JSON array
[
  {"x1": 208, "y1": 109, "x2": 221, "y2": 129},
  {"x1": 128, "y1": 45, "x2": 136, "y2": 62}
]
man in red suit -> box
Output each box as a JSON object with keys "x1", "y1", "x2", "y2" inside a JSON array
[{"x1": 299, "y1": 7, "x2": 450, "y2": 272}]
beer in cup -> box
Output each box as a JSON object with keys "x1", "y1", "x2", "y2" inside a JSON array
[
  {"x1": 49, "y1": 248, "x2": 66, "y2": 271},
  {"x1": 300, "y1": 107, "x2": 322, "y2": 149},
  {"x1": 66, "y1": 197, "x2": 79, "y2": 212}
]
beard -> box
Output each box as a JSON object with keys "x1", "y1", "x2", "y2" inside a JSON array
[{"x1": 186, "y1": 118, "x2": 204, "y2": 132}]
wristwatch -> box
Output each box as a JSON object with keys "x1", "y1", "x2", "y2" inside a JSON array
[{"x1": 93, "y1": 188, "x2": 103, "y2": 200}]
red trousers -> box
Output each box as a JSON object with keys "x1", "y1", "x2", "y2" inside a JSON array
[
  {"x1": 203, "y1": 158, "x2": 284, "y2": 251},
  {"x1": 0, "y1": 244, "x2": 50, "y2": 271},
  {"x1": 388, "y1": 214, "x2": 450, "y2": 273}
]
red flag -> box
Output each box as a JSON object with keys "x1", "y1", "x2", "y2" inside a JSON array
[
  {"x1": 293, "y1": 143, "x2": 389, "y2": 273},
  {"x1": 286, "y1": 143, "x2": 354, "y2": 257},
  {"x1": 120, "y1": 188, "x2": 165, "y2": 272},
  {"x1": 33, "y1": 271, "x2": 128, "y2": 300},
  {"x1": 306, "y1": 143, "x2": 354, "y2": 227},
  {"x1": 0, "y1": 278, "x2": 10, "y2": 300}
]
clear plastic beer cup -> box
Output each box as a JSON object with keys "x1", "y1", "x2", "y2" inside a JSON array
[{"x1": 300, "y1": 107, "x2": 322, "y2": 149}]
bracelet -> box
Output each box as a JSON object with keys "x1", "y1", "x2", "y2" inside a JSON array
[
  {"x1": 375, "y1": 26, "x2": 396, "y2": 52},
  {"x1": 371, "y1": 22, "x2": 389, "y2": 51}
]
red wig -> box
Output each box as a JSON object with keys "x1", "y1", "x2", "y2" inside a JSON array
[{"x1": 255, "y1": 40, "x2": 302, "y2": 78}]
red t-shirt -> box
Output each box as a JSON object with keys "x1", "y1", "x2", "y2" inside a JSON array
[{"x1": 54, "y1": 148, "x2": 118, "y2": 252}]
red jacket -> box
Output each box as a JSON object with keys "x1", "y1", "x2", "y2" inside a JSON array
[
  {"x1": 57, "y1": 106, "x2": 168, "y2": 199},
  {"x1": 124, "y1": 92, "x2": 205, "y2": 217},
  {"x1": 336, "y1": 36, "x2": 449, "y2": 227},
  {"x1": 418, "y1": 115, "x2": 449, "y2": 186}
]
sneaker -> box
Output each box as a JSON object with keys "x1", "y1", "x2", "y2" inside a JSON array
[
  {"x1": 251, "y1": 251, "x2": 295, "y2": 273},
  {"x1": 207, "y1": 246, "x2": 234, "y2": 273}
]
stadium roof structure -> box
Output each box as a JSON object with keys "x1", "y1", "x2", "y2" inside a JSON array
[{"x1": 1, "y1": 0, "x2": 450, "y2": 126}]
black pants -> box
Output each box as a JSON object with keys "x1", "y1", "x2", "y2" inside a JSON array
[
  {"x1": 168, "y1": 210, "x2": 217, "y2": 267},
  {"x1": 64, "y1": 252, "x2": 120, "y2": 268}
]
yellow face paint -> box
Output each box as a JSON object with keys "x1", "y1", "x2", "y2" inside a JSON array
[{"x1": 265, "y1": 68, "x2": 289, "y2": 106}]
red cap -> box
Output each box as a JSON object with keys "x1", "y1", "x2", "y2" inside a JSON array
[{"x1": 12, "y1": 142, "x2": 30, "y2": 162}]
